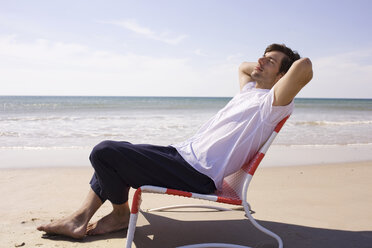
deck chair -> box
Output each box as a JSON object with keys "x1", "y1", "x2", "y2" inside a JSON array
[{"x1": 125, "y1": 115, "x2": 290, "y2": 248}]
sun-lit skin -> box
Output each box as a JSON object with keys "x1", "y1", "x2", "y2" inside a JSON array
[
  {"x1": 239, "y1": 52, "x2": 313, "y2": 106},
  {"x1": 250, "y1": 51, "x2": 287, "y2": 90},
  {"x1": 37, "y1": 189, "x2": 130, "y2": 239}
]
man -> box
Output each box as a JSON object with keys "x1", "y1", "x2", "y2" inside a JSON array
[{"x1": 37, "y1": 43, "x2": 313, "y2": 239}]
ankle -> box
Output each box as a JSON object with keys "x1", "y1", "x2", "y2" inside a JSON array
[
  {"x1": 71, "y1": 209, "x2": 92, "y2": 224},
  {"x1": 112, "y1": 203, "x2": 130, "y2": 217},
  {"x1": 112, "y1": 208, "x2": 130, "y2": 217}
]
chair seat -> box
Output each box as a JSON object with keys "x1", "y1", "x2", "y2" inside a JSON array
[{"x1": 139, "y1": 185, "x2": 243, "y2": 206}]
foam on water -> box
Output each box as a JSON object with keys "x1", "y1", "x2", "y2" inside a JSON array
[{"x1": 1, "y1": 96, "x2": 371, "y2": 167}]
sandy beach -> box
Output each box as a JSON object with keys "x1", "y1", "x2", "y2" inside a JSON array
[{"x1": 1, "y1": 161, "x2": 372, "y2": 248}]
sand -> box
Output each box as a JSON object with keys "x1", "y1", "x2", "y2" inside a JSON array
[{"x1": 1, "y1": 161, "x2": 372, "y2": 248}]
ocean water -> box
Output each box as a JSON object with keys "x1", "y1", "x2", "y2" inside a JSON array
[{"x1": 1, "y1": 96, "x2": 371, "y2": 150}]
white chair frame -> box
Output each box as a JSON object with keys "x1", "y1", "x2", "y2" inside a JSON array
[{"x1": 125, "y1": 116, "x2": 290, "y2": 248}]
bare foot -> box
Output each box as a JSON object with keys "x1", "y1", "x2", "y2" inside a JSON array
[
  {"x1": 37, "y1": 214, "x2": 88, "y2": 239},
  {"x1": 86, "y1": 210, "x2": 130, "y2": 236}
]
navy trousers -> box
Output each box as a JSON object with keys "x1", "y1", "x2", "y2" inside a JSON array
[{"x1": 89, "y1": 140, "x2": 216, "y2": 204}]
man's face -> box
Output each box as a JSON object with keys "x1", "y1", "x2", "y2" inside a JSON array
[{"x1": 251, "y1": 51, "x2": 287, "y2": 85}]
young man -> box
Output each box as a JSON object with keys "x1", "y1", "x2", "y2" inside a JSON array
[{"x1": 37, "y1": 43, "x2": 313, "y2": 239}]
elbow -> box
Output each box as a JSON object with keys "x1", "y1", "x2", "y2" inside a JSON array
[
  {"x1": 299, "y1": 57, "x2": 312, "y2": 71},
  {"x1": 239, "y1": 62, "x2": 249, "y2": 74},
  {"x1": 239, "y1": 61, "x2": 256, "y2": 72},
  {"x1": 298, "y1": 57, "x2": 313, "y2": 84}
]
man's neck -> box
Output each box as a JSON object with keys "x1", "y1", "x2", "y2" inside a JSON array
[{"x1": 254, "y1": 80, "x2": 274, "y2": 90}]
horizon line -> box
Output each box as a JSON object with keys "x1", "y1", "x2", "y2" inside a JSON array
[{"x1": 0, "y1": 95, "x2": 371, "y2": 100}]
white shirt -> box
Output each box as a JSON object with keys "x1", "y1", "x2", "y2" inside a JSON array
[{"x1": 172, "y1": 82, "x2": 294, "y2": 190}]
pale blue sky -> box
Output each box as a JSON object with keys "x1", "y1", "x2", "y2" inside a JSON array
[{"x1": 1, "y1": 0, "x2": 371, "y2": 98}]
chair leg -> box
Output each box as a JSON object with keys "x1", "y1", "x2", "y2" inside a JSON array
[
  {"x1": 125, "y1": 213, "x2": 139, "y2": 248},
  {"x1": 177, "y1": 243, "x2": 252, "y2": 248},
  {"x1": 243, "y1": 202, "x2": 283, "y2": 248},
  {"x1": 125, "y1": 188, "x2": 143, "y2": 248},
  {"x1": 177, "y1": 203, "x2": 282, "y2": 248}
]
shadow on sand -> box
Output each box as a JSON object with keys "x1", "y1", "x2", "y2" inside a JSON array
[{"x1": 42, "y1": 210, "x2": 372, "y2": 248}]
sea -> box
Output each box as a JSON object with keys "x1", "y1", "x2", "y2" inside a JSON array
[{"x1": 1, "y1": 96, "x2": 371, "y2": 167}]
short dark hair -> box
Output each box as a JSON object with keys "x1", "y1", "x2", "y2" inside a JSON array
[{"x1": 264, "y1": 43, "x2": 300, "y2": 74}]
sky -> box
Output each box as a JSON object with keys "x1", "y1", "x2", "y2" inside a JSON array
[{"x1": 1, "y1": 0, "x2": 371, "y2": 98}]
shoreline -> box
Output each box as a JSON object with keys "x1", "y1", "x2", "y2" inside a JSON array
[
  {"x1": 1, "y1": 161, "x2": 371, "y2": 248},
  {"x1": 1, "y1": 143, "x2": 371, "y2": 169}
]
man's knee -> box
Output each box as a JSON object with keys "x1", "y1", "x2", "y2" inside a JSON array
[{"x1": 90, "y1": 140, "x2": 118, "y2": 162}]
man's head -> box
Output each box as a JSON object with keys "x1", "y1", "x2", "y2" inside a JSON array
[
  {"x1": 251, "y1": 43, "x2": 301, "y2": 88},
  {"x1": 264, "y1": 43, "x2": 301, "y2": 75}
]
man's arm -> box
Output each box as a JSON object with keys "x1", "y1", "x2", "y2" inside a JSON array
[
  {"x1": 273, "y1": 58, "x2": 313, "y2": 106},
  {"x1": 238, "y1": 62, "x2": 257, "y2": 91}
]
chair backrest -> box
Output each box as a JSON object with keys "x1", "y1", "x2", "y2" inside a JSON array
[{"x1": 218, "y1": 116, "x2": 290, "y2": 200}]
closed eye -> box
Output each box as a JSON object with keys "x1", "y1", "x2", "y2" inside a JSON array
[{"x1": 264, "y1": 55, "x2": 277, "y2": 64}]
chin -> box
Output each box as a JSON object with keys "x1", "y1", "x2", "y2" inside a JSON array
[{"x1": 251, "y1": 72, "x2": 260, "y2": 81}]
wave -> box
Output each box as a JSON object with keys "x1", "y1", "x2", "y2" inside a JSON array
[
  {"x1": 0, "y1": 131, "x2": 20, "y2": 137},
  {"x1": 272, "y1": 143, "x2": 372, "y2": 148},
  {"x1": 0, "y1": 146, "x2": 92, "y2": 150},
  {"x1": 2, "y1": 143, "x2": 371, "y2": 151},
  {"x1": 294, "y1": 120, "x2": 372, "y2": 126},
  {"x1": 0, "y1": 115, "x2": 169, "y2": 122},
  {"x1": 0, "y1": 116, "x2": 83, "y2": 122}
]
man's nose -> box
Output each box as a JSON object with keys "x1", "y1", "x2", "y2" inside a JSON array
[{"x1": 258, "y1": 57, "x2": 267, "y2": 65}]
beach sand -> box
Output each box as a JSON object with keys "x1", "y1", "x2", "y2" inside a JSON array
[{"x1": 1, "y1": 161, "x2": 372, "y2": 248}]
